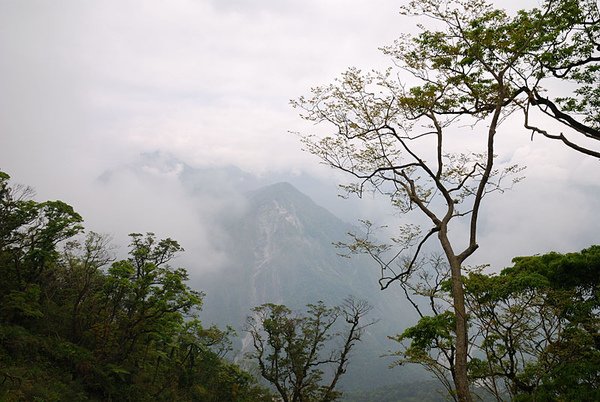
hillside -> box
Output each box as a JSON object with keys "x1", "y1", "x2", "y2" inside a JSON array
[{"x1": 198, "y1": 182, "x2": 422, "y2": 392}]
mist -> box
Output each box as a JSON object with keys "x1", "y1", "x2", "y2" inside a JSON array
[{"x1": 3, "y1": 0, "x2": 596, "y2": 275}]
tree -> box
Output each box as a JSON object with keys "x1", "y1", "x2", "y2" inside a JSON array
[
  {"x1": 292, "y1": 0, "x2": 599, "y2": 399},
  {"x1": 392, "y1": 247, "x2": 600, "y2": 401},
  {"x1": 292, "y1": 0, "x2": 532, "y2": 399},
  {"x1": 0, "y1": 171, "x2": 83, "y2": 324},
  {"x1": 50, "y1": 232, "x2": 114, "y2": 342},
  {"x1": 94, "y1": 233, "x2": 203, "y2": 364},
  {"x1": 0, "y1": 172, "x2": 272, "y2": 401},
  {"x1": 245, "y1": 298, "x2": 373, "y2": 402},
  {"x1": 518, "y1": 0, "x2": 600, "y2": 157},
  {"x1": 464, "y1": 246, "x2": 600, "y2": 401}
]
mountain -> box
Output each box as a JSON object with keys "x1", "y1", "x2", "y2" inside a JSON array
[
  {"x1": 95, "y1": 154, "x2": 427, "y2": 392},
  {"x1": 197, "y1": 181, "x2": 423, "y2": 391}
]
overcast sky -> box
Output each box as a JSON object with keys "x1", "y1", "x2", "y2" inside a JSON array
[{"x1": 1, "y1": 0, "x2": 598, "y2": 273}]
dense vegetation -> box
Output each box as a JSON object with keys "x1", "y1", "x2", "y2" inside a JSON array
[
  {"x1": 392, "y1": 248, "x2": 600, "y2": 401},
  {"x1": 0, "y1": 171, "x2": 271, "y2": 401},
  {"x1": 1, "y1": 0, "x2": 598, "y2": 400}
]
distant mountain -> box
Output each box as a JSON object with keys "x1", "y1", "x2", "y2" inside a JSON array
[
  {"x1": 198, "y1": 181, "x2": 423, "y2": 392},
  {"x1": 95, "y1": 154, "x2": 432, "y2": 395}
]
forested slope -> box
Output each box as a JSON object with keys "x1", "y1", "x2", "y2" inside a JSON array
[{"x1": 0, "y1": 171, "x2": 271, "y2": 401}]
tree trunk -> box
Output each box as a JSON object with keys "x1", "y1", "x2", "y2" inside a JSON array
[
  {"x1": 440, "y1": 231, "x2": 472, "y2": 402},
  {"x1": 449, "y1": 257, "x2": 471, "y2": 402}
]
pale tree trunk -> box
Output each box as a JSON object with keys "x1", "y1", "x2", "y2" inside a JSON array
[
  {"x1": 439, "y1": 230, "x2": 472, "y2": 402},
  {"x1": 449, "y1": 257, "x2": 471, "y2": 402}
]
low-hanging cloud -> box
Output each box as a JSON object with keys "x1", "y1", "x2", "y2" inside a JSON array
[{"x1": 1, "y1": 0, "x2": 598, "y2": 281}]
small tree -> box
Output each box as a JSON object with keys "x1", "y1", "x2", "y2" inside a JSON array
[
  {"x1": 388, "y1": 255, "x2": 461, "y2": 400},
  {"x1": 245, "y1": 298, "x2": 373, "y2": 402},
  {"x1": 94, "y1": 233, "x2": 203, "y2": 363}
]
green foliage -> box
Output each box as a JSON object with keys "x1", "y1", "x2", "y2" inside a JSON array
[
  {"x1": 0, "y1": 171, "x2": 271, "y2": 401},
  {"x1": 390, "y1": 246, "x2": 600, "y2": 401},
  {"x1": 246, "y1": 299, "x2": 372, "y2": 402},
  {"x1": 538, "y1": 0, "x2": 600, "y2": 128},
  {"x1": 1, "y1": 285, "x2": 44, "y2": 321},
  {"x1": 512, "y1": 248, "x2": 597, "y2": 398},
  {"x1": 0, "y1": 172, "x2": 84, "y2": 321},
  {"x1": 395, "y1": 312, "x2": 456, "y2": 354},
  {"x1": 390, "y1": 306, "x2": 458, "y2": 399},
  {"x1": 393, "y1": 0, "x2": 600, "y2": 156},
  {"x1": 464, "y1": 246, "x2": 600, "y2": 400}
]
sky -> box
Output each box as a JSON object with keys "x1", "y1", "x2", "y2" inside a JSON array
[{"x1": 1, "y1": 0, "x2": 599, "y2": 274}]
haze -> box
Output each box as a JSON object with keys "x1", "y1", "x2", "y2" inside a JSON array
[{"x1": 1, "y1": 0, "x2": 598, "y2": 273}]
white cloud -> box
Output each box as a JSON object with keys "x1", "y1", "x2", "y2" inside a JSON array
[{"x1": 0, "y1": 0, "x2": 597, "y2": 273}]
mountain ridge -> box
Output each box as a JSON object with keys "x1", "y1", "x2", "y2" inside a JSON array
[{"x1": 197, "y1": 180, "x2": 421, "y2": 391}]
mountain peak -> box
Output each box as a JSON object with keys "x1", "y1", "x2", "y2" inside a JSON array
[
  {"x1": 248, "y1": 182, "x2": 315, "y2": 209},
  {"x1": 250, "y1": 181, "x2": 304, "y2": 196},
  {"x1": 200, "y1": 179, "x2": 409, "y2": 391}
]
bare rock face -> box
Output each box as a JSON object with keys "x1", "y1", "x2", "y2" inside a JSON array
[{"x1": 198, "y1": 181, "x2": 416, "y2": 391}]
